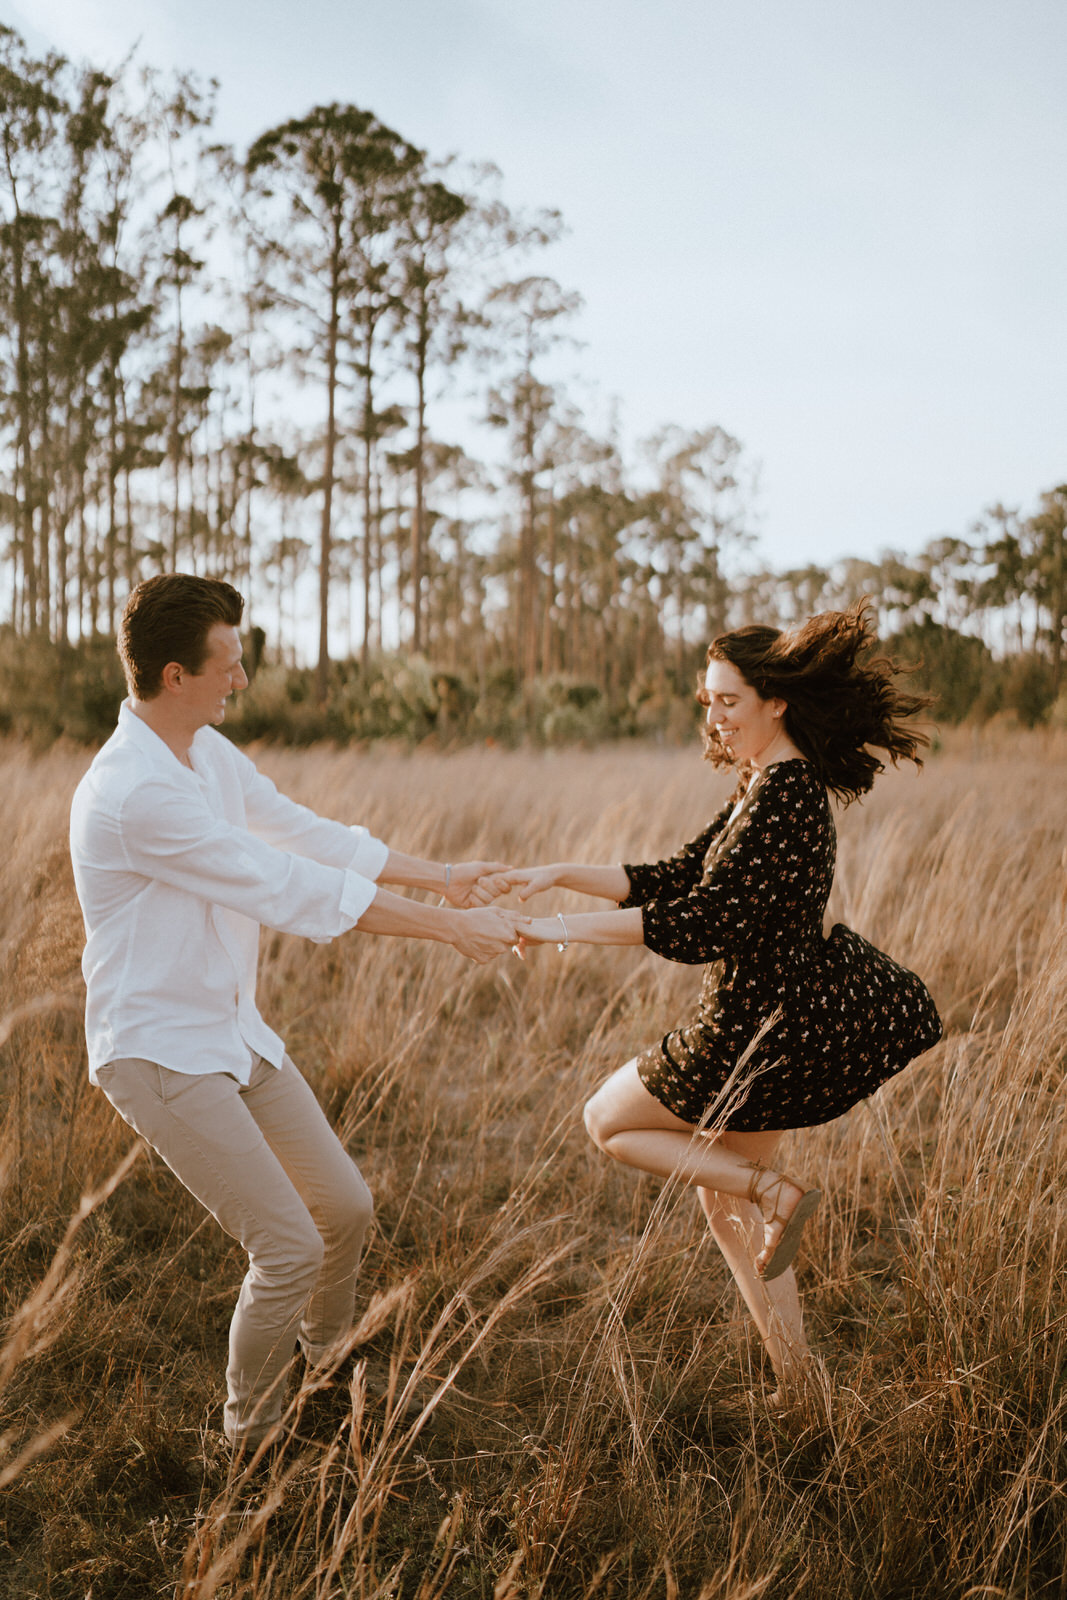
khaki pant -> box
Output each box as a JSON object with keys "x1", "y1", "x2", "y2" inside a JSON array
[{"x1": 96, "y1": 1053, "x2": 373, "y2": 1446}]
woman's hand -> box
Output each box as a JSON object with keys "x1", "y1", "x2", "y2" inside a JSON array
[
  {"x1": 500, "y1": 865, "x2": 560, "y2": 902},
  {"x1": 443, "y1": 860, "x2": 514, "y2": 908}
]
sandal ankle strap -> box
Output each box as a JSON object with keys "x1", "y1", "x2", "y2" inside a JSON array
[{"x1": 746, "y1": 1160, "x2": 770, "y2": 1210}]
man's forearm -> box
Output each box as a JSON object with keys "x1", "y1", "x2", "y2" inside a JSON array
[
  {"x1": 356, "y1": 883, "x2": 459, "y2": 939},
  {"x1": 378, "y1": 848, "x2": 450, "y2": 895},
  {"x1": 355, "y1": 884, "x2": 522, "y2": 964}
]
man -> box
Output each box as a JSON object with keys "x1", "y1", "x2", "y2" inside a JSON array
[{"x1": 69, "y1": 574, "x2": 520, "y2": 1451}]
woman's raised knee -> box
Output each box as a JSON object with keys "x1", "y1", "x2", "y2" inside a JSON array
[{"x1": 583, "y1": 1090, "x2": 613, "y2": 1152}]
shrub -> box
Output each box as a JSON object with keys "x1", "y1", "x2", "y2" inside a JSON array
[
  {"x1": 999, "y1": 652, "x2": 1057, "y2": 727},
  {"x1": 528, "y1": 676, "x2": 612, "y2": 745},
  {"x1": 0, "y1": 629, "x2": 125, "y2": 746},
  {"x1": 883, "y1": 619, "x2": 999, "y2": 724},
  {"x1": 0, "y1": 631, "x2": 1059, "y2": 749}
]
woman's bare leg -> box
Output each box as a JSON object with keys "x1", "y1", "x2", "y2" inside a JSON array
[
  {"x1": 584, "y1": 1062, "x2": 813, "y2": 1385},
  {"x1": 697, "y1": 1130, "x2": 810, "y2": 1388}
]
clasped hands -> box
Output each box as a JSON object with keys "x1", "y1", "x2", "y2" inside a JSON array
[{"x1": 442, "y1": 861, "x2": 567, "y2": 962}]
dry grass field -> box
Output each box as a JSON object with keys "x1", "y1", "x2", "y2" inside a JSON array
[{"x1": 1, "y1": 728, "x2": 1065, "y2": 1599}]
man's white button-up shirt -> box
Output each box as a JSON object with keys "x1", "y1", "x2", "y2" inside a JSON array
[{"x1": 70, "y1": 702, "x2": 388, "y2": 1083}]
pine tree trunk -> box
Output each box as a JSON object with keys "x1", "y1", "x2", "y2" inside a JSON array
[
  {"x1": 169, "y1": 283, "x2": 184, "y2": 570},
  {"x1": 411, "y1": 306, "x2": 428, "y2": 653},
  {"x1": 1051, "y1": 516, "x2": 1064, "y2": 690},
  {"x1": 10, "y1": 208, "x2": 36, "y2": 631},
  {"x1": 316, "y1": 230, "x2": 341, "y2": 705},
  {"x1": 361, "y1": 360, "x2": 374, "y2": 674},
  {"x1": 541, "y1": 484, "x2": 556, "y2": 676}
]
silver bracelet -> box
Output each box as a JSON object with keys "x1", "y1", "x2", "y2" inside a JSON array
[
  {"x1": 444, "y1": 863, "x2": 452, "y2": 891},
  {"x1": 556, "y1": 912, "x2": 569, "y2": 952}
]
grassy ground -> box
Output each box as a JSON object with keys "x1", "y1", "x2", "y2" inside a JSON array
[{"x1": 1, "y1": 729, "x2": 1065, "y2": 1599}]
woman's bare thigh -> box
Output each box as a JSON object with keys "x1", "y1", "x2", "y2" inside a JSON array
[
  {"x1": 584, "y1": 1058, "x2": 709, "y2": 1144},
  {"x1": 584, "y1": 1057, "x2": 799, "y2": 1171},
  {"x1": 584, "y1": 1060, "x2": 794, "y2": 1158}
]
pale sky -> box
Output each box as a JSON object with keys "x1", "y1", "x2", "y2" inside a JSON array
[{"x1": 9, "y1": 0, "x2": 1067, "y2": 571}]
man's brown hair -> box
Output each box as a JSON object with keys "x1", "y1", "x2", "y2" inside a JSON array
[{"x1": 119, "y1": 574, "x2": 244, "y2": 699}]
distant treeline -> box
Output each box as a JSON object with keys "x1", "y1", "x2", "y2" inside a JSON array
[
  {"x1": 0, "y1": 611, "x2": 1062, "y2": 751},
  {"x1": 0, "y1": 26, "x2": 1064, "y2": 746}
]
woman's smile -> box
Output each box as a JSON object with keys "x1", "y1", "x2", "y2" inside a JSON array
[{"x1": 701, "y1": 659, "x2": 790, "y2": 768}]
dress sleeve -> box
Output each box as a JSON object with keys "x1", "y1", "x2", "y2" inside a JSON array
[
  {"x1": 639, "y1": 767, "x2": 824, "y2": 965},
  {"x1": 618, "y1": 796, "x2": 735, "y2": 908}
]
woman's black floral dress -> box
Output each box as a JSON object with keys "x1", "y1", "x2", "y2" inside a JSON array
[{"x1": 622, "y1": 759, "x2": 942, "y2": 1132}]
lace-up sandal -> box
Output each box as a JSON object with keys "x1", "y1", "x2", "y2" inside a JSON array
[{"x1": 747, "y1": 1164, "x2": 822, "y2": 1282}]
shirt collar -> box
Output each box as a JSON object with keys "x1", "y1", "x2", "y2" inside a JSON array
[{"x1": 117, "y1": 699, "x2": 206, "y2": 779}]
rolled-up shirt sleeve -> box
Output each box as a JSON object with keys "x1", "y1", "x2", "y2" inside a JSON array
[
  {"x1": 237, "y1": 749, "x2": 389, "y2": 879},
  {"x1": 118, "y1": 779, "x2": 380, "y2": 940}
]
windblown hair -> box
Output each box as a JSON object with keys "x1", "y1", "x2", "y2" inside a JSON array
[
  {"x1": 701, "y1": 600, "x2": 932, "y2": 805},
  {"x1": 119, "y1": 574, "x2": 244, "y2": 699}
]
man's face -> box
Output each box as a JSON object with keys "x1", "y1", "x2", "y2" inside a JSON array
[{"x1": 179, "y1": 623, "x2": 248, "y2": 728}]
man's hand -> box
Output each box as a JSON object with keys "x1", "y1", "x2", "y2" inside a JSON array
[
  {"x1": 448, "y1": 906, "x2": 524, "y2": 963},
  {"x1": 358, "y1": 885, "x2": 524, "y2": 959},
  {"x1": 443, "y1": 860, "x2": 514, "y2": 908}
]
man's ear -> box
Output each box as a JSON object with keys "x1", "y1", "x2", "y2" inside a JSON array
[{"x1": 159, "y1": 661, "x2": 184, "y2": 695}]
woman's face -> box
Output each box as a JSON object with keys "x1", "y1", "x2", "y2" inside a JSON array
[{"x1": 700, "y1": 658, "x2": 786, "y2": 767}]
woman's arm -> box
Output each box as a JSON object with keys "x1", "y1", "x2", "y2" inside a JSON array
[
  {"x1": 636, "y1": 766, "x2": 822, "y2": 965},
  {"x1": 518, "y1": 907, "x2": 645, "y2": 947},
  {"x1": 518, "y1": 773, "x2": 818, "y2": 965},
  {"x1": 504, "y1": 863, "x2": 631, "y2": 903},
  {"x1": 617, "y1": 807, "x2": 733, "y2": 909},
  {"x1": 507, "y1": 796, "x2": 737, "y2": 912}
]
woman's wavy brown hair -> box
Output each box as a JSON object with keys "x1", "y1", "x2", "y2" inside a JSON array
[{"x1": 700, "y1": 600, "x2": 932, "y2": 805}]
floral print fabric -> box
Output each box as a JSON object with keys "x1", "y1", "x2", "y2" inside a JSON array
[{"x1": 621, "y1": 759, "x2": 942, "y2": 1132}]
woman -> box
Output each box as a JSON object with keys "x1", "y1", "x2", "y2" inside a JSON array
[{"x1": 510, "y1": 604, "x2": 942, "y2": 1400}]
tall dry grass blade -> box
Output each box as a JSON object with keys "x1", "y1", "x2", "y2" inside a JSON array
[
  {"x1": 0, "y1": 1140, "x2": 142, "y2": 1496},
  {"x1": 0, "y1": 991, "x2": 84, "y2": 1054},
  {"x1": 0, "y1": 1411, "x2": 80, "y2": 1491},
  {"x1": 0, "y1": 1140, "x2": 142, "y2": 1394}
]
